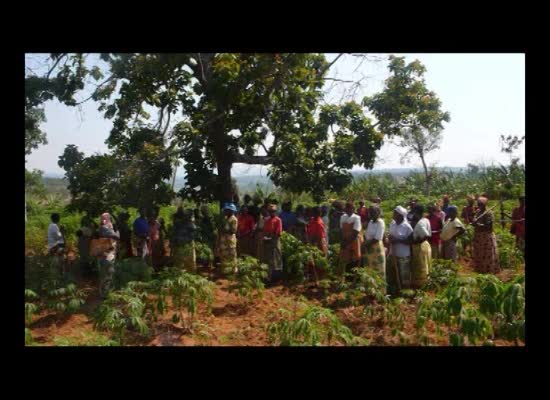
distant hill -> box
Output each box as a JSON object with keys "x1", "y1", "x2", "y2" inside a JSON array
[{"x1": 43, "y1": 166, "x2": 466, "y2": 196}]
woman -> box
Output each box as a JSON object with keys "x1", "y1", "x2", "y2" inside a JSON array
[
  {"x1": 472, "y1": 197, "x2": 500, "y2": 274},
  {"x1": 440, "y1": 206, "x2": 466, "y2": 263},
  {"x1": 237, "y1": 205, "x2": 256, "y2": 257},
  {"x1": 321, "y1": 205, "x2": 330, "y2": 245},
  {"x1": 148, "y1": 207, "x2": 164, "y2": 271},
  {"x1": 306, "y1": 206, "x2": 328, "y2": 282},
  {"x1": 77, "y1": 215, "x2": 94, "y2": 277},
  {"x1": 329, "y1": 201, "x2": 345, "y2": 244},
  {"x1": 97, "y1": 212, "x2": 119, "y2": 299},
  {"x1": 262, "y1": 204, "x2": 283, "y2": 283},
  {"x1": 338, "y1": 201, "x2": 362, "y2": 277},
  {"x1": 116, "y1": 212, "x2": 133, "y2": 259},
  {"x1": 427, "y1": 205, "x2": 443, "y2": 259},
  {"x1": 255, "y1": 207, "x2": 269, "y2": 259},
  {"x1": 387, "y1": 206, "x2": 414, "y2": 295},
  {"x1": 364, "y1": 205, "x2": 386, "y2": 280},
  {"x1": 171, "y1": 209, "x2": 197, "y2": 272},
  {"x1": 293, "y1": 205, "x2": 308, "y2": 243},
  {"x1": 410, "y1": 205, "x2": 432, "y2": 289},
  {"x1": 217, "y1": 203, "x2": 239, "y2": 270}
]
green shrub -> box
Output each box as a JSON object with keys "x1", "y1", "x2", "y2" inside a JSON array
[
  {"x1": 52, "y1": 332, "x2": 120, "y2": 346},
  {"x1": 114, "y1": 257, "x2": 153, "y2": 289},
  {"x1": 267, "y1": 304, "x2": 367, "y2": 346},
  {"x1": 223, "y1": 256, "x2": 269, "y2": 303}
]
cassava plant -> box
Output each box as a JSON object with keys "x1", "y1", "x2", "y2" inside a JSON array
[{"x1": 223, "y1": 256, "x2": 269, "y2": 305}]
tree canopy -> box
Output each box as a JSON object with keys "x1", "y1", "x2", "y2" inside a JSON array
[{"x1": 48, "y1": 53, "x2": 450, "y2": 209}]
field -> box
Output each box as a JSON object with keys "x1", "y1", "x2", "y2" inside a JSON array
[{"x1": 24, "y1": 194, "x2": 525, "y2": 347}]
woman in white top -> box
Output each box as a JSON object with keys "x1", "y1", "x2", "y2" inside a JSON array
[
  {"x1": 388, "y1": 206, "x2": 414, "y2": 294},
  {"x1": 410, "y1": 204, "x2": 432, "y2": 289},
  {"x1": 364, "y1": 205, "x2": 386, "y2": 280},
  {"x1": 338, "y1": 201, "x2": 363, "y2": 276},
  {"x1": 47, "y1": 213, "x2": 65, "y2": 256}
]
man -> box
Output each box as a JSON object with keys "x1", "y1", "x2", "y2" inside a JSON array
[
  {"x1": 387, "y1": 206, "x2": 414, "y2": 295},
  {"x1": 510, "y1": 195, "x2": 525, "y2": 254},
  {"x1": 48, "y1": 213, "x2": 65, "y2": 256},
  {"x1": 279, "y1": 201, "x2": 297, "y2": 232},
  {"x1": 262, "y1": 204, "x2": 283, "y2": 284},
  {"x1": 338, "y1": 201, "x2": 362, "y2": 277},
  {"x1": 357, "y1": 200, "x2": 369, "y2": 229},
  {"x1": 133, "y1": 208, "x2": 149, "y2": 259}
]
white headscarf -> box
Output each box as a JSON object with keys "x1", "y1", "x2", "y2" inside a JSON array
[{"x1": 394, "y1": 206, "x2": 408, "y2": 218}]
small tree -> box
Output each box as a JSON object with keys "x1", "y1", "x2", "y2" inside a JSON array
[{"x1": 365, "y1": 56, "x2": 450, "y2": 196}]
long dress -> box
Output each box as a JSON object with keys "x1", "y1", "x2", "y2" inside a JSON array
[
  {"x1": 365, "y1": 219, "x2": 386, "y2": 280},
  {"x1": 473, "y1": 210, "x2": 500, "y2": 274},
  {"x1": 261, "y1": 216, "x2": 283, "y2": 278},
  {"x1": 411, "y1": 218, "x2": 432, "y2": 289},
  {"x1": 172, "y1": 219, "x2": 197, "y2": 272},
  {"x1": 338, "y1": 215, "x2": 362, "y2": 275},
  {"x1": 441, "y1": 218, "x2": 465, "y2": 263},
  {"x1": 217, "y1": 215, "x2": 238, "y2": 267},
  {"x1": 237, "y1": 213, "x2": 256, "y2": 257}
]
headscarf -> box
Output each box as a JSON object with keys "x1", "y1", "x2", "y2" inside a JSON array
[
  {"x1": 100, "y1": 212, "x2": 113, "y2": 229},
  {"x1": 477, "y1": 196, "x2": 488, "y2": 206},
  {"x1": 223, "y1": 203, "x2": 238, "y2": 213},
  {"x1": 394, "y1": 206, "x2": 408, "y2": 217},
  {"x1": 447, "y1": 205, "x2": 458, "y2": 214}
]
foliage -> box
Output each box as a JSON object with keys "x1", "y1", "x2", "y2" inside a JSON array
[
  {"x1": 280, "y1": 232, "x2": 331, "y2": 283},
  {"x1": 25, "y1": 169, "x2": 47, "y2": 199},
  {"x1": 93, "y1": 285, "x2": 153, "y2": 344},
  {"x1": 52, "y1": 332, "x2": 120, "y2": 346},
  {"x1": 267, "y1": 303, "x2": 366, "y2": 346},
  {"x1": 113, "y1": 257, "x2": 153, "y2": 289},
  {"x1": 194, "y1": 241, "x2": 214, "y2": 265},
  {"x1": 422, "y1": 259, "x2": 460, "y2": 291},
  {"x1": 223, "y1": 256, "x2": 269, "y2": 303},
  {"x1": 495, "y1": 227, "x2": 524, "y2": 270},
  {"x1": 25, "y1": 328, "x2": 35, "y2": 346},
  {"x1": 153, "y1": 269, "x2": 215, "y2": 330},
  {"x1": 416, "y1": 273, "x2": 525, "y2": 345}
]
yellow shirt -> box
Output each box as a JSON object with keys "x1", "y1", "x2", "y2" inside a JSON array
[{"x1": 441, "y1": 218, "x2": 465, "y2": 241}]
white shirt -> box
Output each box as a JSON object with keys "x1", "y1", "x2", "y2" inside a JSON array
[
  {"x1": 340, "y1": 213, "x2": 362, "y2": 232},
  {"x1": 365, "y1": 219, "x2": 385, "y2": 241},
  {"x1": 389, "y1": 220, "x2": 413, "y2": 257},
  {"x1": 48, "y1": 223, "x2": 64, "y2": 250},
  {"x1": 413, "y1": 218, "x2": 432, "y2": 240}
]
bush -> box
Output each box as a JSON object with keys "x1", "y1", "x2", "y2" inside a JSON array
[
  {"x1": 113, "y1": 257, "x2": 153, "y2": 289},
  {"x1": 423, "y1": 259, "x2": 460, "y2": 291},
  {"x1": 223, "y1": 256, "x2": 269, "y2": 303},
  {"x1": 267, "y1": 303, "x2": 366, "y2": 346},
  {"x1": 52, "y1": 332, "x2": 120, "y2": 346}
]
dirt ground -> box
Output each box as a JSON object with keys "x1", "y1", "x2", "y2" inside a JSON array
[{"x1": 27, "y1": 254, "x2": 524, "y2": 347}]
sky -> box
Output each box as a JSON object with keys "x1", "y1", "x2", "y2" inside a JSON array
[{"x1": 25, "y1": 53, "x2": 525, "y2": 177}]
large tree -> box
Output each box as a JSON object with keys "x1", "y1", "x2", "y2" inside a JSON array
[
  {"x1": 60, "y1": 53, "x2": 383, "y2": 204},
  {"x1": 365, "y1": 55, "x2": 450, "y2": 196}
]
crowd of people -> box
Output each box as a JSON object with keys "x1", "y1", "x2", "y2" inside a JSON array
[{"x1": 46, "y1": 193, "x2": 525, "y2": 299}]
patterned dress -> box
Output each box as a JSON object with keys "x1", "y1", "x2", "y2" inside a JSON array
[
  {"x1": 473, "y1": 210, "x2": 500, "y2": 274},
  {"x1": 217, "y1": 215, "x2": 238, "y2": 267},
  {"x1": 411, "y1": 218, "x2": 432, "y2": 289},
  {"x1": 338, "y1": 214, "x2": 362, "y2": 275}
]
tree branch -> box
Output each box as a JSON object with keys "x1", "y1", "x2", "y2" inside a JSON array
[
  {"x1": 46, "y1": 53, "x2": 67, "y2": 79},
  {"x1": 75, "y1": 75, "x2": 115, "y2": 105},
  {"x1": 322, "y1": 53, "x2": 345, "y2": 74},
  {"x1": 233, "y1": 153, "x2": 272, "y2": 165}
]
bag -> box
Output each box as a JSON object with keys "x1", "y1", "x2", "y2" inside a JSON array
[{"x1": 90, "y1": 238, "x2": 114, "y2": 257}]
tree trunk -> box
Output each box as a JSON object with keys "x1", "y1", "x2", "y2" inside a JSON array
[
  {"x1": 217, "y1": 159, "x2": 234, "y2": 211},
  {"x1": 420, "y1": 154, "x2": 431, "y2": 196}
]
